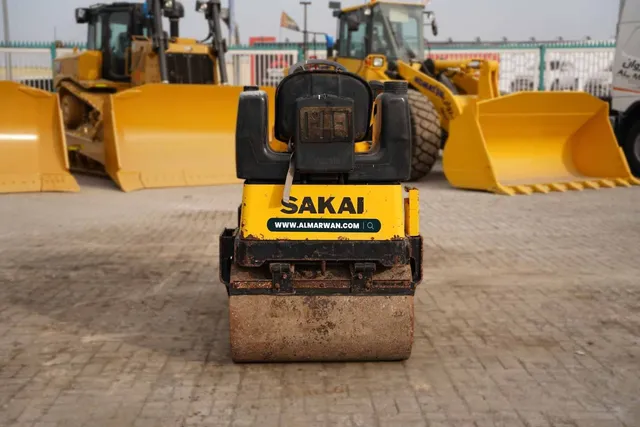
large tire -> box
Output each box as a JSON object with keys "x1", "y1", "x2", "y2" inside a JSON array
[
  {"x1": 623, "y1": 120, "x2": 640, "y2": 178},
  {"x1": 407, "y1": 89, "x2": 442, "y2": 181}
]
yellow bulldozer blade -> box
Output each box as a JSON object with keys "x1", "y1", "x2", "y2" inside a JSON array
[
  {"x1": 443, "y1": 91, "x2": 640, "y2": 195},
  {"x1": 0, "y1": 82, "x2": 79, "y2": 194},
  {"x1": 102, "y1": 84, "x2": 276, "y2": 192}
]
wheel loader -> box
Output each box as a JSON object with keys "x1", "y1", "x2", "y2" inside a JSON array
[
  {"x1": 324, "y1": 0, "x2": 639, "y2": 195},
  {"x1": 0, "y1": 0, "x2": 276, "y2": 193},
  {"x1": 219, "y1": 60, "x2": 423, "y2": 362}
]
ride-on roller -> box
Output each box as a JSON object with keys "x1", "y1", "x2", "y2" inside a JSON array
[{"x1": 219, "y1": 60, "x2": 423, "y2": 362}]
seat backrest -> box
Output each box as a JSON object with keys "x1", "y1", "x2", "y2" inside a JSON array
[
  {"x1": 235, "y1": 79, "x2": 412, "y2": 183},
  {"x1": 274, "y1": 69, "x2": 373, "y2": 143}
]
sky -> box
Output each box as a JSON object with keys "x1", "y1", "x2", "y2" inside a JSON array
[{"x1": 0, "y1": 0, "x2": 620, "y2": 45}]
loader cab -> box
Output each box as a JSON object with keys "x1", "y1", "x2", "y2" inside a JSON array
[
  {"x1": 333, "y1": 2, "x2": 428, "y2": 74},
  {"x1": 77, "y1": 3, "x2": 147, "y2": 83}
]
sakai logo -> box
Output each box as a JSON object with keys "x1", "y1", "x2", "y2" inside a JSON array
[{"x1": 280, "y1": 196, "x2": 365, "y2": 215}]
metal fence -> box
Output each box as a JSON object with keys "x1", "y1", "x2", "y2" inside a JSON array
[
  {"x1": 426, "y1": 41, "x2": 615, "y2": 98},
  {"x1": 0, "y1": 41, "x2": 303, "y2": 90},
  {"x1": 225, "y1": 47, "x2": 300, "y2": 87},
  {"x1": 0, "y1": 40, "x2": 616, "y2": 98},
  {"x1": 0, "y1": 42, "x2": 84, "y2": 91}
]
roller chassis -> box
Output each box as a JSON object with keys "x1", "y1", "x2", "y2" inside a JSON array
[
  {"x1": 220, "y1": 222, "x2": 424, "y2": 363},
  {"x1": 219, "y1": 227, "x2": 423, "y2": 297}
]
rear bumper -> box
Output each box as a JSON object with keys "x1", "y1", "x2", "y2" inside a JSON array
[{"x1": 219, "y1": 228, "x2": 423, "y2": 294}]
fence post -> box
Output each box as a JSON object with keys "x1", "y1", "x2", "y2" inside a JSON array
[
  {"x1": 537, "y1": 44, "x2": 546, "y2": 91},
  {"x1": 49, "y1": 42, "x2": 57, "y2": 91},
  {"x1": 297, "y1": 45, "x2": 304, "y2": 63},
  {"x1": 231, "y1": 46, "x2": 241, "y2": 85}
]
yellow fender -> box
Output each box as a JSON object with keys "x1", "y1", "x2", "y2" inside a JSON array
[{"x1": 0, "y1": 82, "x2": 79, "y2": 194}]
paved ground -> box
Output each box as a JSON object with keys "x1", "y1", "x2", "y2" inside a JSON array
[{"x1": 0, "y1": 167, "x2": 639, "y2": 427}]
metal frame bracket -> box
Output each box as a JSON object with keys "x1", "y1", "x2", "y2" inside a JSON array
[
  {"x1": 351, "y1": 262, "x2": 376, "y2": 292},
  {"x1": 269, "y1": 263, "x2": 294, "y2": 293}
]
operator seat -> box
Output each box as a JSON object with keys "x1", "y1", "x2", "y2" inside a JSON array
[{"x1": 234, "y1": 63, "x2": 412, "y2": 183}]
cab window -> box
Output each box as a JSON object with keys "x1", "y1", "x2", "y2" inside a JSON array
[
  {"x1": 348, "y1": 19, "x2": 367, "y2": 58},
  {"x1": 108, "y1": 11, "x2": 130, "y2": 58},
  {"x1": 338, "y1": 11, "x2": 368, "y2": 59},
  {"x1": 378, "y1": 4, "x2": 423, "y2": 60},
  {"x1": 338, "y1": 18, "x2": 349, "y2": 56},
  {"x1": 88, "y1": 14, "x2": 103, "y2": 50},
  {"x1": 371, "y1": 13, "x2": 392, "y2": 55},
  {"x1": 104, "y1": 10, "x2": 131, "y2": 80}
]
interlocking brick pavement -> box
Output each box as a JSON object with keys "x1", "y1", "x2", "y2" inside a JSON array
[{"x1": 0, "y1": 168, "x2": 639, "y2": 427}]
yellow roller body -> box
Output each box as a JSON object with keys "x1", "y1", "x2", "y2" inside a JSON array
[
  {"x1": 102, "y1": 84, "x2": 276, "y2": 192},
  {"x1": 443, "y1": 92, "x2": 640, "y2": 195},
  {"x1": 0, "y1": 82, "x2": 79, "y2": 194}
]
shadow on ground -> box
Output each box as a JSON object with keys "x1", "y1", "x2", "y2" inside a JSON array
[{"x1": 1, "y1": 213, "x2": 235, "y2": 364}]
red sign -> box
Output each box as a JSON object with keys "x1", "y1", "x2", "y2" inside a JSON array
[
  {"x1": 249, "y1": 36, "x2": 276, "y2": 46},
  {"x1": 431, "y1": 52, "x2": 500, "y2": 63}
]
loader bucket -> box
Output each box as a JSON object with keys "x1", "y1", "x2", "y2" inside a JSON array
[
  {"x1": 443, "y1": 92, "x2": 640, "y2": 195},
  {"x1": 0, "y1": 82, "x2": 79, "y2": 194},
  {"x1": 102, "y1": 84, "x2": 276, "y2": 192}
]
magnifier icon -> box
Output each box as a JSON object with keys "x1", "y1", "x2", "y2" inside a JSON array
[{"x1": 366, "y1": 221, "x2": 375, "y2": 231}]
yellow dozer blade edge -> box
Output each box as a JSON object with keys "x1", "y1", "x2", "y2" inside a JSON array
[
  {"x1": 443, "y1": 91, "x2": 640, "y2": 195},
  {"x1": 102, "y1": 84, "x2": 276, "y2": 192},
  {"x1": 0, "y1": 81, "x2": 79, "y2": 194}
]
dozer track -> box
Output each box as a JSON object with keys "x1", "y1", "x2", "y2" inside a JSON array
[{"x1": 57, "y1": 80, "x2": 112, "y2": 178}]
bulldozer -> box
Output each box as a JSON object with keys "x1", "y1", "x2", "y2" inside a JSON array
[
  {"x1": 324, "y1": 0, "x2": 639, "y2": 195},
  {"x1": 219, "y1": 60, "x2": 423, "y2": 362},
  {"x1": 36, "y1": 0, "x2": 274, "y2": 192}
]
